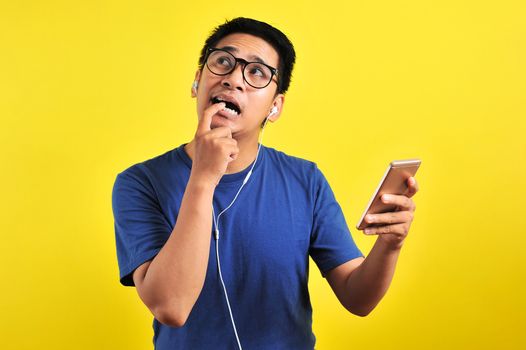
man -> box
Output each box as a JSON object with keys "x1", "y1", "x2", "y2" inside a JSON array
[{"x1": 112, "y1": 17, "x2": 419, "y2": 349}]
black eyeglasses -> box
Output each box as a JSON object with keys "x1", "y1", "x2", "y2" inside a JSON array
[{"x1": 204, "y1": 48, "x2": 279, "y2": 89}]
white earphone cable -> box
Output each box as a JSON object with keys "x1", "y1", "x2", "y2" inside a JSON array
[{"x1": 211, "y1": 115, "x2": 271, "y2": 350}]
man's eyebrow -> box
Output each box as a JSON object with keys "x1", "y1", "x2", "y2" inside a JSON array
[{"x1": 218, "y1": 45, "x2": 268, "y2": 65}]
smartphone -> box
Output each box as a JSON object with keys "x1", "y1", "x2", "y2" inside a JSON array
[{"x1": 356, "y1": 159, "x2": 421, "y2": 230}]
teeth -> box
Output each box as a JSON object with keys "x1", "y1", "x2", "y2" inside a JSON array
[
  {"x1": 222, "y1": 107, "x2": 238, "y2": 115},
  {"x1": 213, "y1": 96, "x2": 240, "y2": 115}
]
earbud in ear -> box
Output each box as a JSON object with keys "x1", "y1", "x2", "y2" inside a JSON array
[
  {"x1": 267, "y1": 106, "x2": 278, "y2": 118},
  {"x1": 192, "y1": 81, "x2": 198, "y2": 92}
]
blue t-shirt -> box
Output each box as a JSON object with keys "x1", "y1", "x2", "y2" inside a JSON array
[{"x1": 112, "y1": 144, "x2": 363, "y2": 349}]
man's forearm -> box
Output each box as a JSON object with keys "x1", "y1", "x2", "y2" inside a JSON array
[
  {"x1": 345, "y1": 238, "x2": 402, "y2": 316},
  {"x1": 138, "y1": 176, "x2": 215, "y2": 325}
]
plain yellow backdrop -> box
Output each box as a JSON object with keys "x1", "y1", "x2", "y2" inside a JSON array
[{"x1": 1, "y1": 0, "x2": 525, "y2": 349}]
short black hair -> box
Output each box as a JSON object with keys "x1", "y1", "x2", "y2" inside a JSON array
[{"x1": 198, "y1": 17, "x2": 296, "y2": 94}]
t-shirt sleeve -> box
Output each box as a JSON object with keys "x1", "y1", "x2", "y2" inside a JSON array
[
  {"x1": 309, "y1": 165, "x2": 364, "y2": 276},
  {"x1": 112, "y1": 166, "x2": 172, "y2": 286}
]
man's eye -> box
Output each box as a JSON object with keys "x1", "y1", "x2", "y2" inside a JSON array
[
  {"x1": 250, "y1": 68, "x2": 263, "y2": 76},
  {"x1": 217, "y1": 56, "x2": 233, "y2": 67},
  {"x1": 248, "y1": 65, "x2": 267, "y2": 78}
]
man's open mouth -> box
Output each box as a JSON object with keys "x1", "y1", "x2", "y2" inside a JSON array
[{"x1": 211, "y1": 96, "x2": 241, "y2": 116}]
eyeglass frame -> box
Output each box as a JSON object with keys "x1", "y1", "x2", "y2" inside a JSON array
[{"x1": 204, "y1": 47, "x2": 279, "y2": 89}]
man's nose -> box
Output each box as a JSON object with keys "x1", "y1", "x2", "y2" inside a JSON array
[{"x1": 220, "y1": 63, "x2": 245, "y2": 91}]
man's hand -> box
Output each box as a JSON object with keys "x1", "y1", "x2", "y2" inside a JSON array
[
  {"x1": 362, "y1": 177, "x2": 419, "y2": 250},
  {"x1": 191, "y1": 102, "x2": 240, "y2": 187},
  {"x1": 326, "y1": 177, "x2": 419, "y2": 316}
]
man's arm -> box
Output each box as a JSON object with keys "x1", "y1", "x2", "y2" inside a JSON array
[
  {"x1": 325, "y1": 177, "x2": 419, "y2": 316},
  {"x1": 131, "y1": 102, "x2": 238, "y2": 327},
  {"x1": 132, "y1": 178, "x2": 215, "y2": 327}
]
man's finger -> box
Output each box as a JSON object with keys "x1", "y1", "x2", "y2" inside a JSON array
[
  {"x1": 197, "y1": 102, "x2": 225, "y2": 135},
  {"x1": 364, "y1": 223, "x2": 407, "y2": 236},
  {"x1": 207, "y1": 126, "x2": 233, "y2": 139},
  {"x1": 365, "y1": 211, "x2": 413, "y2": 225},
  {"x1": 381, "y1": 194, "x2": 414, "y2": 211},
  {"x1": 406, "y1": 177, "x2": 419, "y2": 198},
  {"x1": 228, "y1": 145, "x2": 240, "y2": 162}
]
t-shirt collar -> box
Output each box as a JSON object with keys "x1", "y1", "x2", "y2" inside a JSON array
[{"x1": 175, "y1": 143, "x2": 266, "y2": 186}]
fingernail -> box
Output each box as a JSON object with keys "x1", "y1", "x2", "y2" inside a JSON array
[
  {"x1": 364, "y1": 229, "x2": 372, "y2": 234},
  {"x1": 382, "y1": 194, "x2": 390, "y2": 202},
  {"x1": 366, "y1": 215, "x2": 374, "y2": 223}
]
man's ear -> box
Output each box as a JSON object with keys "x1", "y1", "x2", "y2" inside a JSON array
[
  {"x1": 268, "y1": 94, "x2": 285, "y2": 122},
  {"x1": 191, "y1": 70, "x2": 201, "y2": 98}
]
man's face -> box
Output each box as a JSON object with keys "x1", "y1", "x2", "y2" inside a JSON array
[{"x1": 193, "y1": 33, "x2": 283, "y2": 138}]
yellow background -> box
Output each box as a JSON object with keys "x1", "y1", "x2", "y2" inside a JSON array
[{"x1": 1, "y1": 0, "x2": 525, "y2": 349}]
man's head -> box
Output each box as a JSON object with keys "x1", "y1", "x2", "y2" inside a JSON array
[
  {"x1": 198, "y1": 17, "x2": 296, "y2": 95},
  {"x1": 191, "y1": 18, "x2": 296, "y2": 137}
]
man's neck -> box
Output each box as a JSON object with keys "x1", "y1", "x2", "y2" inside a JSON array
[{"x1": 184, "y1": 134, "x2": 260, "y2": 175}]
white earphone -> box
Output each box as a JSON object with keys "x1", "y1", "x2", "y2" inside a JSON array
[
  {"x1": 212, "y1": 104, "x2": 278, "y2": 350},
  {"x1": 192, "y1": 81, "x2": 198, "y2": 93},
  {"x1": 268, "y1": 106, "x2": 278, "y2": 118}
]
